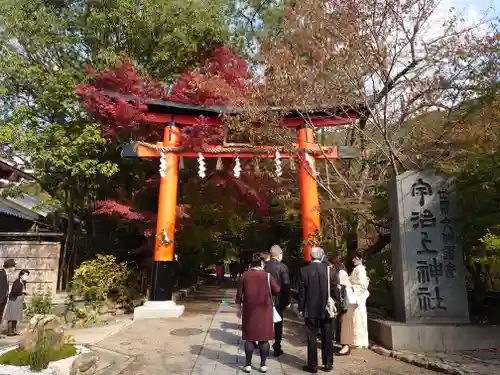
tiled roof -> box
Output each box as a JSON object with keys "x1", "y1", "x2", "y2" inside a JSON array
[
  {"x1": 9, "y1": 194, "x2": 54, "y2": 217},
  {"x1": 0, "y1": 193, "x2": 52, "y2": 222},
  {"x1": 0, "y1": 204, "x2": 33, "y2": 220}
]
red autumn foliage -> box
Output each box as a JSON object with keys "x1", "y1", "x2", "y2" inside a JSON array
[
  {"x1": 77, "y1": 46, "x2": 273, "y2": 229},
  {"x1": 168, "y1": 46, "x2": 250, "y2": 106},
  {"x1": 75, "y1": 60, "x2": 165, "y2": 139},
  {"x1": 94, "y1": 200, "x2": 191, "y2": 236},
  {"x1": 76, "y1": 46, "x2": 250, "y2": 142},
  {"x1": 94, "y1": 200, "x2": 156, "y2": 222},
  {"x1": 181, "y1": 115, "x2": 224, "y2": 149},
  {"x1": 207, "y1": 171, "x2": 279, "y2": 217}
]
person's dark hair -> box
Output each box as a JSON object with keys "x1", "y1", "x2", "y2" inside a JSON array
[
  {"x1": 353, "y1": 250, "x2": 365, "y2": 261},
  {"x1": 3, "y1": 259, "x2": 16, "y2": 269},
  {"x1": 250, "y1": 254, "x2": 263, "y2": 268},
  {"x1": 329, "y1": 256, "x2": 347, "y2": 272},
  {"x1": 18, "y1": 269, "x2": 30, "y2": 278}
]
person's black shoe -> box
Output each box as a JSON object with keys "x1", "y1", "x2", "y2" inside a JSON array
[
  {"x1": 323, "y1": 364, "x2": 333, "y2": 372},
  {"x1": 302, "y1": 365, "x2": 318, "y2": 373}
]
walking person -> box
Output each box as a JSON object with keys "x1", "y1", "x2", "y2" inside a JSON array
[
  {"x1": 229, "y1": 261, "x2": 238, "y2": 281},
  {"x1": 298, "y1": 247, "x2": 341, "y2": 373},
  {"x1": 215, "y1": 261, "x2": 225, "y2": 284},
  {"x1": 339, "y1": 251, "x2": 370, "y2": 354},
  {"x1": 5, "y1": 269, "x2": 29, "y2": 336},
  {"x1": 238, "y1": 261, "x2": 246, "y2": 280},
  {"x1": 264, "y1": 245, "x2": 290, "y2": 357},
  {"x1": 0, "y1": 259, "x2": 16, "y2": 330},
  {"x1": 236, "y1": 254, "x2": 280, "y2": 373}
]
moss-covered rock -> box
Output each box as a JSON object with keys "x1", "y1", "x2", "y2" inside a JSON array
[{"x1": 0, "y1": 344, "x2": 76, "y2": 370}]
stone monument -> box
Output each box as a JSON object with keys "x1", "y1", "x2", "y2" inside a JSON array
[
  {"x1": 369, "y1": 170, "x2": 500, "y2": 351},
  {"x1": 390, "y1": 169, "x2": 469, "y2": 323}
]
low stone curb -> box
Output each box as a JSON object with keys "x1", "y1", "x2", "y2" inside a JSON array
[
  {"x1": 171, "y1": 278, "x2": 208, "y2": 303},
  {"x1": 370, "y1": 344, "x2": 480, "y2": 375}
]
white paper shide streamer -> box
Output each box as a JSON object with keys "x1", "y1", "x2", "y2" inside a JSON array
[
  {"x1": 305, "y1": 152, "x2": 318, "y2": 176},
  {"x1": 233, "y1": 157, "x2": 242, "y2": 178},
  {"x1": 274, "y1": 151, "x2": 282, "y2": 177},
  {"x1": 159, "y1": 152, "x2": 167, "y2": 178},
  {"x1": 197, "y1": 152, "x2": 206, "y2": 178}
]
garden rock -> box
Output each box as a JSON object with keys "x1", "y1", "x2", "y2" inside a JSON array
[
  {"x1": 19, "y1": 314, "x2": 65, "y2": 351},
  {"x1": 0, "y1": 345, "x2": 92, "y2": 375},
  {"x1": 65, "y1": 311, "x2": 76, "y2": 324},
  {"x1": 69, "y1": 352, "x2": 99, "y2": 375},
  {"x1": 51, "y1": 304, "x2": 68, "y2": 317},
  {"x1": 132, "y1": 298, "x2": 143, "y2": 307},
  {"x1": 73, "y1": 301, "x2": 86, "y2": 310}
]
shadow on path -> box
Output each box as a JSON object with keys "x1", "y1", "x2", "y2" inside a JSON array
[
  {"x1": 190, "y1": 344, "x2": 243, "y2": 371},
  {"x1": 220, "y1": 321, "x2": 240, "y2": 331},
  {"x1": 207, "y1": 325, "x2": 306, "y2": 371}
]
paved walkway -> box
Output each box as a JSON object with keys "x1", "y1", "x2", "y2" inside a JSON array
[
  {"x1": 2, "y1": 282, "x2": 498, "y2": 374},
  {"x1": 89, "y1": 283, "x2": 440, "y2": 375}
]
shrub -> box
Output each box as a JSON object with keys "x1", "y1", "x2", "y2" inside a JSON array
[
  {"x1": 25, "y1": 285, "x2": 52, "y2": 319},
  {"x1": 71, "y1": 254, "x2": 137, "y2": 307}
]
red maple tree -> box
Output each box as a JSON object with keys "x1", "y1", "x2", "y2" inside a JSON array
[
  {"x1": 77, "y1": 46, "x2": 271, "y2": 238},
  {"x1": 76, "y1": 46, "x2": 249, "y2": 141}
]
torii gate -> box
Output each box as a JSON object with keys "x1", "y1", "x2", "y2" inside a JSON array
[{"x1": 121, "y1": 98, "x2": 361, "y2": 319}]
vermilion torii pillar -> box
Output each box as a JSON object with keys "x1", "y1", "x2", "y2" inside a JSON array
[
  {"x1": 297, "y1": 123, "x2": 321, "y2": 262},
  {"x1": 133, "y1": 121, "x2": 185, "y2": 319},
  {"x1": 150, "y1": 122, "x2": 180, "y2": 296}
]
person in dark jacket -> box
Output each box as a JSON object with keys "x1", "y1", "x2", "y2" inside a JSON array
[
  {"x1": 298, "y1": 247, "x2": 341, "y2": 373},
  {"x1": 264, "y1": 245, "x2": 290, "y2": 357},
  {"x1": 329, "y1": 257, "x2": 350, "y2": 349},
  {"x1": 229, "y1": 261, "x2": 238, "y2": 281},
  {"x1": 0, "y1": 259, "x2": 16, "y2": 328},
  {"x1": 5, "y1": 269, "x2": 29, "y2": 336},
  {"x1": 236, "y1": 254, "x2": 280, "y2": 373}
]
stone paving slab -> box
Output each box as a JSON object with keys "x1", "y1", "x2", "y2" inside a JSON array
[{"x1": 191, "y1": 306, "x2": 285, "y2": 375}]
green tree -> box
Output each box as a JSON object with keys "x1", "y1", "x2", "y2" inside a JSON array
[{"x1": 0, "y1": 0, "x2": 232, "y2": 288}]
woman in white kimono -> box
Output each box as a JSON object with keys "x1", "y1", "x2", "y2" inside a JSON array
[{"x1": 338, "y1": 251, "x2": 370, "y2": 355}]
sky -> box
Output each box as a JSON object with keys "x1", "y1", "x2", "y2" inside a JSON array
[{"x1": 444, "y1": 0, "x2": 498, "y2": 23}]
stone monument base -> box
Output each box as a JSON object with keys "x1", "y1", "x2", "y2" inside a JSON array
[
  {"x1": 133, "y1": 300, "x2": 184, "y2": 320},
  {"x1": 369, "y1": 318, "x2": 500, "y2": 351}
]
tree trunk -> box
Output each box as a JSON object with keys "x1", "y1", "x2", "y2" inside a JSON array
[
  {"x1": 57, "y1": 188, "x2": 69, "y2": 291},
  {"x1": 363, "y1": 233, "x2": 391, "y2": 257},
  {"x1": 346, "y1": 218, "x2": 358, "y2": 272},
  {"x1": 59, "y1": 186, "x2": 75, "y2": 291}
]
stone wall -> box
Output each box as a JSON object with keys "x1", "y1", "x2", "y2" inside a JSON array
[{"x1": 0, "y1": 240, "x2": 60, "y2": 295}]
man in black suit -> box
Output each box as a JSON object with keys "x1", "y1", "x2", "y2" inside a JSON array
[
  {"x1": 0, "y1": 259, "x2": 16, "y2": 326},
  {"x1": 298, "y1": 247, "x2": 340, "y2": 373},
  {"x1": 264, "y1": 245, "x2": 290, "y2": 357}
]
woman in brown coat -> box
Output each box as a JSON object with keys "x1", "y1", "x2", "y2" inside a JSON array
[{"x1": 236, "y1": 255, "x2": 280, "y2": 373}]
